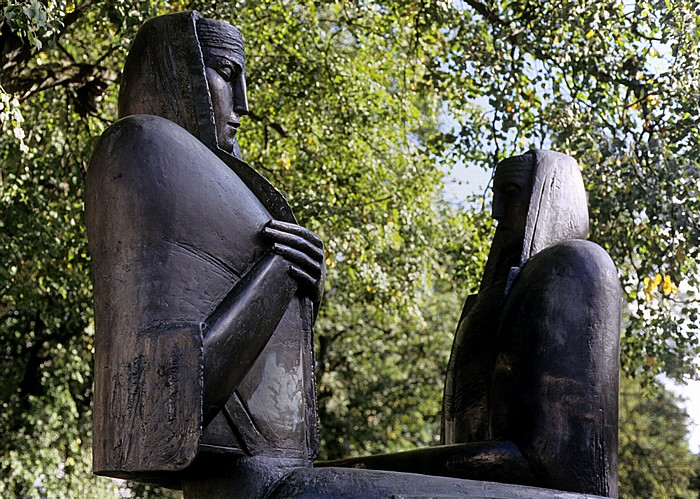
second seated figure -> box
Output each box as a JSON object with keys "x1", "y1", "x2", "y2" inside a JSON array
[{"x1": 327, "y1": 150, "x2": 621, "y2": 498}]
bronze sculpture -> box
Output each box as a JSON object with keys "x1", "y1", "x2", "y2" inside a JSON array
[
  {"x1": 443, "y1": 150, "x2": 620, "y2": 495},
  {"x1": 86, "y1": 10, "x2": 621, "y2": 497},
  {"x1": 327, "y1": 151, "x2": 621, "y2": 498},
  {"x1": 86, "y1": 12, "x2": 325, "y2": 496}
]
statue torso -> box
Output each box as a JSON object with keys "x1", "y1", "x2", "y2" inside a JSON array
[
  {"x1": 442, "y1": 239, "x2": 620, "y2": 496},
  {"x1": 87, "y1": 115, "x2": 317, "y2": 479}
]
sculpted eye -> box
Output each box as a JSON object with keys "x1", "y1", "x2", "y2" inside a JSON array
[
  {"x1": 217, "y1": 63, "x2": 233, "y2": 82},
  {"x1": 503, "y1": 183, "x2": 522, "y2": 196}
]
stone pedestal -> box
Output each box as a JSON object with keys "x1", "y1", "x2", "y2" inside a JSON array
[{"x1": 268, "y1": 467, "x2": 609, "y2": 498}]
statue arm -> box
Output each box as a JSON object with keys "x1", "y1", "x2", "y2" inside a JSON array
[
  {"x1": 202, "y1": 221, "x2": 325, "y2": 424},
  {"x1": 319, "y1": 441, "x2": 538, "y2": 486}
]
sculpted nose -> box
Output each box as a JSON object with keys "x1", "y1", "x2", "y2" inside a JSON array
[
  {"x1": 492, "y1": 192, "x2": 504, "y2": 221},
  {"x1": 234, "y1": 72, "x2": 249, "y2": 117}
]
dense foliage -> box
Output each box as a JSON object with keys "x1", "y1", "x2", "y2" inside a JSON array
[
  {"x1": 618, "y1": 376, "x2": 699, "y2": 498},
  {"x1": 1, "y1": 0, "x2": 698, "y2": 496}
]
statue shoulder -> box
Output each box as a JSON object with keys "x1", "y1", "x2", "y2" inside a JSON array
[
  {"x1": 99, "y1": 113, "x2": 193, "y2": 145},
  {"x1": 504, "y1": 239, "x2": 622, "y2": 327},
  {"x1": 86, "y1": 114, "x2": 220, "y2": 212},
  {"x1": 519, "y1": 239, "x2": 619, "y2": 292},
  {"x1": 88, "y1": 114, "x2": 206, "y2": 179}
]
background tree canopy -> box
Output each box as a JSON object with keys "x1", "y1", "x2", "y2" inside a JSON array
[
  {"x1": 1, "y1": 0, "x2": 698, "y2": 496},
  {"x1": 618, "y1": 376, "x2": 699, "y2": 499}
]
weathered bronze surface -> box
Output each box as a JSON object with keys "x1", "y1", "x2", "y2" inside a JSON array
[
  {"x1": 86, "y1": 11, "x2": 325, "y2": 496},
  {"x1": 445, "y1": 150, "x2": 620, "y2": 496},
  {"x1": 86, "y1": 10, "x2": 621, "y2": 497},
  {"x1": 272, "y1": 467, "x2": 611, "y2": 498},
  {"x1": 325, "y1": 151, "x2": 621, "y2": 498}
]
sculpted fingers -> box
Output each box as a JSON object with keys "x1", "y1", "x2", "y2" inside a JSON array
[
  {"x1": 274, "y1": 246, "x2": 324, "y2": 303},
  {"x1": 288, "y1": 266, "x2": 323, "y2": 302},
  {"x1": 271, "y1": 243, "x2": 322, "y2": 278},
  {"x1": 264, "y1": 220, "x2": 325, "y2": 302},
  {"x1": 264, "y1": 227, "x2": 324, "y2": 263},
  {"x1": 266, "y1": 220, "x2": 324, "y2": 249}
]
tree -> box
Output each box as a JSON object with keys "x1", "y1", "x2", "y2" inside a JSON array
[
  {"x1": 689, "y1": 452, "x2": 700, "y2": 497},
  {"x1": 426, "y1": 0, "x2": 700, "y2": 381},
  {"x1": 1, "y1": 0, "x2": 699, "y2": 496},
  {"x1": 618, "y1": 376, "x2": 698, "y2": 498}
]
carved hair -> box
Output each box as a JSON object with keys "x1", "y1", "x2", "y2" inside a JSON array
[
  {"x1": 521, "y1": 150, "x2": 589, "y2": 264},
  {"x1": 507, "y1": 150, "x2": 589, "y2": 292},
  {"x1": 495, "y1": 151, "x2": 535, "y2": 174},
  {"x1": 196, "y1": 18, "x2": 245, "y2": 69},
  {"x1": 118, "y1": 12, "x2": 218, "y2": 153}
]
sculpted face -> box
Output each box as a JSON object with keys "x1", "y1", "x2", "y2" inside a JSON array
[
  {"x1": 202, "y1": 50, "x2": 249, "y2": 154},
  {"x1": 492, "y1": 156, "x2": 534, "y2": 254}
]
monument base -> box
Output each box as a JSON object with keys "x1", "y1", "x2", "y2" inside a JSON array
[{"x1": 268, "y1": 467, "x2": 608, "y2": 498}]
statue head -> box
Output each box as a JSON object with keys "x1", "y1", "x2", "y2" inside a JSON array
[
  {"x1": 483, "y1": 150, "x2": 589, "y2": 292},
  {"x1": 492, "y1": 152, "x2": 535, "y2": 256},
  {"x1": 519, "y1": 150, "x2": 589, "y2": 264},
  {"x1": 198, "y1": 18, "x2": 249, "y2": 155},
  {"x1": 118, "y1": 11, "x2": 248, "y2": 159}
]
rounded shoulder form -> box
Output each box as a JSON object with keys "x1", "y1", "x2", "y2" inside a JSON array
[
  {"x1": 89, "y1": 115, "x2": 202, "y2": 171},
  {"x1": 99, "y1": 113, "x2": 194, "y2": 146},
  {"x1": 86, "y1": 114, "x2": 223, "y2": 213},
  {"x1": 505, "y1": 239, "x2": 622, "y2": 322},
  {"x1": 523, "y1": 239, "x2": 619, "y2": 290}
]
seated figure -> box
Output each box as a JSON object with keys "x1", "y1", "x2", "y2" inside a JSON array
[
  {"x1": 327, "y1": 150, "x2": 621, "y2": 498},
  {"x1": 86, "y1": 11, "x2": 620, "y2": 496},
  {"x1": 86, "y1": 11, "x2": 325, "y2": 497}
]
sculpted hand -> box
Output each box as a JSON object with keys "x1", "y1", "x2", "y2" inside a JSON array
[{"x1": 263, "y1": 220, "x2": 326, "y2": 304}]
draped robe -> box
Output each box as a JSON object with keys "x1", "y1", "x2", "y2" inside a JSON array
[
  {"x1": 87, "y1": 110, "x2": 318, "y2": 486},
  {"x1": 442, "y1": 150, "x2": 621, "y2": 497}
]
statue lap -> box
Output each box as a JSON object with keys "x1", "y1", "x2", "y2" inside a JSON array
[{"x1": 493, "y1": 240, "x2": 620, "y2": 496}]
